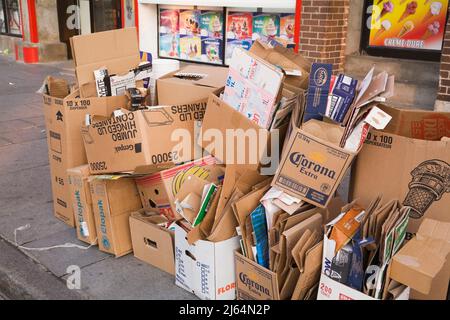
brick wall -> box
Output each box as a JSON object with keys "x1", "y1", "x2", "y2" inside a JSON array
[
  {"x1": 299, "y1": 0, "x2": 350, "y2": 74},
  {"x1": 437, "y1": 6, "x2": 450, "y2": 102}
]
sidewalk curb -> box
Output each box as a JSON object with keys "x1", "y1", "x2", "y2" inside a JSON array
[{"x1": 0, "y1": 238, "x2": 89, "y2": 300}]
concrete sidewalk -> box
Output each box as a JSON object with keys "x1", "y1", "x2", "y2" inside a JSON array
[{"x1": 0, "y1": 55, "x2": 195, "y2": 300}]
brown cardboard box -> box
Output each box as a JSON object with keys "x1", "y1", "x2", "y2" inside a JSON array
[
  {"x1": 89, "y1": 175, "x2": 142, "y2": 257},
  {"x1": 67, "y1": 165, "x2": 97, "y2": 245},
  {"x1": 129, "y1": 209, "x2": 175, "y2": 274},
  {"x1": 199, "y1": 92, "x2": 287, "y2": 172},
  {"x1": 157, "y1": 64, "x2": 229, "y2": 105},
  {"x1": 82, "y1": 103, "x2": 206, "y2": 174},
  {"x1": 70, "y1": 27, "x2": 140, "y2": 98},
  {"x1": 134, "y1": 156, "x2": 223, "y2": 221},
  {"x1": 272, "y1": 120, "x2": 355, "y2": 208},
  {"x1": 390, "y1": 218, "x2": 450, "y2": 300},
  {"x1": 235, "y1": 198, "x2": 344, "y2": 300},
  {"x1": 351, "y1": 105, "x2": 450, "y2": 233},
  {"x1": 235, "y1": 252, "x2": 280, "y2": 300},
  {"x1": 43, "y1": 89, "x2": 127, "y2": 226}
]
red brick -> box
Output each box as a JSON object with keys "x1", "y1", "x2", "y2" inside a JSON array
[{"x1": 299, "y1": 0, "x2": 349, "y2": 72}]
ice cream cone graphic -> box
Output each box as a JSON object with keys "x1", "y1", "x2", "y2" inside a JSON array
[
  {"x1": 422, "y1": 2, "x2": 442, "y2": 23},
  {"x1": 377, "y1": 1, "x2": 394, "y2": 21},
  {"x1": 422, "y1": 21, "x2": 440, "y2": 40},
  {"x1": 422, "y1": 30, "x2": 433, "y2": 40},
  {"x1": 398, "y1": 21, "x2": 415, "y2": 38},
  {"x1": 375, "y1": 20, "x2": 392, "y2": 39},
  {"x1": 403, "y1": 160, "x2": 450, "y2": 219},
  {"x1": 399, "y1": 1, "x2": 417, "y2": 23}
]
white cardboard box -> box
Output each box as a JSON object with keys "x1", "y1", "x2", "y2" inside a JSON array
[
  {"x1": 317, "y1": 274, "x2": 410, "y2": 300},
  {"x1": 174, "y1": 224, "x2": 240, "y2": 300},
  {"x1": 319, "y1": 219, "x2": 410, "y2": 300}
]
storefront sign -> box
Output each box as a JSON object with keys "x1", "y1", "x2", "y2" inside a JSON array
[{"x1": 368, "y1": 0, "x2": 449, "y2": 51}]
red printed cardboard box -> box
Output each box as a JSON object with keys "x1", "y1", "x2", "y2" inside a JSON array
[{"x1": 134, "y1": 156, "x2": 224, "y2": 220}]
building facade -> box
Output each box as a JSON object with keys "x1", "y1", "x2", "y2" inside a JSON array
[
  {"x1": 297, "y1": 0, "x2": 450, "y2": 111},
  {"x1": 1, "y1": 0, "x2": 449, "y2": 111}
]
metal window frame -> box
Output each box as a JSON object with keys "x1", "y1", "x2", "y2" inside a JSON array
[
  {"x1": 0, "y1": 0, "x2": 22, "y2": 37},
  {"x1": 89, "y1": 0, "x2": 122, "y2": 33}
]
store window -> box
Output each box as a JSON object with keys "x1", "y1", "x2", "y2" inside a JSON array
[
  {"x1": 158, "y1": 5, "x2": 295, "y2": 66},
  {"x1": 361, "y1": 0, "x2": 449, "y2": 61},
  {"x1": 0, "y1": 0, "x2": 22, "y2": 36},
  {"x1": 91, "y1": 0, "x2": 121, "y2": 32},
  {"x1": 0, "y1": 1, "x2": 5, "y2": 33}
]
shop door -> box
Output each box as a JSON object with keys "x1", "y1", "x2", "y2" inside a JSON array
[
  {"x1": 57, "y1": 0, "x2": 80, "y2": 59},
  {"x1": 90, "y1": 0, "x2": 121, "y2": 33}
]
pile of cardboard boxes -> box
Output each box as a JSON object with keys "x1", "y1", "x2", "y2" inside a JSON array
[{"x1": 41, "y1": 27, "x2": 450, "y2": 300}]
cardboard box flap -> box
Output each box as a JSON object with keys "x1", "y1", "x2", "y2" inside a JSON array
[
  {"x1": 417, "y1": 217, "x2": 450, "y2": 242},
  {"x1": 133, "y1": 163, "x2": 174, "y2": 175},
  {"x1": 166, "y1": 64, "x2": 229, "y2": 89},
  {"x1": 71, "y1": 28, "x2": 140, "y2": 94},
  {"x1": 65, "y1": 89, "x2": 81, "y2": 100},
  {"x1": 378, "y1": 104, "x2": 450, "y2": 141},
  {"x1": 249, "y1": 40, "x2": 311, "y2": 89},
  {"x1": 302, "y1": 119, "x2": 345, "y2": 146},
  {"x1": 131, "y1": 210, "x2": 170, "y2": 226},
  {"x1": 89, "y1": 174, "x2": 135, "y2": 181},
  {"x1": 71, "y1": 27, "x2": 139, "y2": 68},
  {"x1": 391, "y1": 238, "x2": 447, "y2": 294},
  {"x1": 200, "y1": 93, "x2": 267, "y2": 167},
  {"x1": 45, "y1": 76, "x2": 69, "y2": 98},
  {"x1": 391, "y1": 219, "x2": 450, "y2": 294}
]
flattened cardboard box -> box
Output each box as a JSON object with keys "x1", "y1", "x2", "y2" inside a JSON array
[
  {"x1": 43, "y1": 90, "x2": 127, "y2": 226},
  {"x1": 82, "y1": 102, "x2": 206, "y2": 174},
  {"x1": 273, "y1": 121, "x2": 355, "y2": 208},
  {"x1": 129, "y1": 210, "x2": 175, "y2": 275},
  {"x1": 175, "y1": 224, "x2": 240, "y2": 300},
  {"x1": 67, "y1": 165, "x2": 97, "y2": 245},
  {"x1": 351, "y1": 105, "x2": 450, "y2": 233},
  {"x1": 134, "y1": 156, "x2": 220, "y2": 221},
  {"x1": 90, "y1": 175, "x2": 142, "y2": 257},
  {"x1": 71, "y1": 27, "x2": 140, "y2": 98},
  {"x1": 157, "y1": 64, "x2": 229, "y2": 105}
]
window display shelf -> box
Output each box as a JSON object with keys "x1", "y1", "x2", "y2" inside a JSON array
[{"x1": 139, "y1": 0, "x2": 295, "y2": 10}]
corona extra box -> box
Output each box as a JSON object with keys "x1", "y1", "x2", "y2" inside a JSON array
[
  {"x1": 273, "y1": 120, "x2": 355, "y2": 208},
  {"x1": 235, "y1": 251, "x2": 281, "y2": 300}
]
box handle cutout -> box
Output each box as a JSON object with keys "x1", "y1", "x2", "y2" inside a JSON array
[
  {"x1": 149, "y1": 199, "x2": 157, "y2": 208},
  {"x1": 185, "y1": 250, "x2": 196, "y2": 261},
  {"x1": 144, "y1": 238, "x2": 157, "y2": 249}
]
